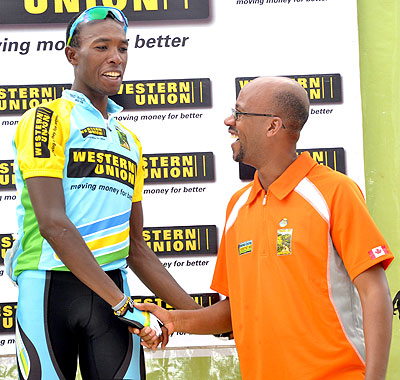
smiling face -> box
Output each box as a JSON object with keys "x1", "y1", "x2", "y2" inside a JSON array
[
  {"x1": 226, "y1": 81, "x2": 276, "y2": 167},
  {"x1": 66, "y1": 18, "x2": 128, "y2": 102}
]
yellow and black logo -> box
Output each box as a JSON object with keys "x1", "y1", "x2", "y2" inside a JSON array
[
  {"x1": 33, "y1": 107, "x2": 53, "y2": 158},
  {"x1": 143, "y1": 152, "x2": 214, "y2": 183},
  {"x1": 111, "y1": 78, "x2": 211, "y2": 110},
  {"x1": 143, "y1": 225, "x2": 217, "y2": 256},
  {"x1": 235, "y1": 74, "x2": 342, "y2": 104},
  {"x1": 132, "y1": 292, "x2": 220, "y2": 310},
  {"x1": 0, "y1": 302, "x2": 17, "y2": 333},
  {"x1": 239, "y1": 147, "x2": 346, "y2": 180},
  {"x1": 0, "y1": 84, "x2": 68, "y2": 114},
  {"x1": 0, "y1": 234, "x2": 14, "y2": 264},
  {"x1": 80, "y1": 127, "x2": 107, "y2": 138},
  {"x1": 1, "y1": 0, "x2": 209, "y2": 24},
  {"x1": 67, "y1": 148, "x2": 138, "y2": 189},
  {"x1": 0, "y1": 160, "x2": 16, "y2": 189}
]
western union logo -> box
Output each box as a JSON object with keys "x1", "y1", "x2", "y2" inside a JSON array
[
  {"x1": 0, "y1": 160, "x2": 15, "y2": 189},
  {"x1": 143, "y1": 152, "x2": 214, "y2": 183},
  {"x1": 235, "y1": 74, "x2": 342, "y2": 104},
  {"x1": 239, "y1": 147, "x2": 346, "y2": 180},
  {"x1": 67, "y1": 148, "x2": 138, "y2": 190},
  {"x1": 0, "y1": 234, "x2": 14, "y2": 264},
  {"x1": 0, "y1": 302, "x2": 17, "y2": 333},
  {"x1": 1, "y1": 0, "x2": 209, "y2": 24},
  {"x1": 81, "y1": 127, "x2": 107, "y2": 138},
  {"x1": 143, "y1": 225, "x2": 217, "y2": 256},
  {"x1": 33, "y1": 107, "x2": 53, "y2": 158},
  {"x1": 0, "y1": 84, "x2": 68, "y2": 114},
  {"x1": 111, "y1": 79, "x2": 211, "y2": 109},
  {"x1": 132, "y1": 293, "x2": 220, "y2": 310}
]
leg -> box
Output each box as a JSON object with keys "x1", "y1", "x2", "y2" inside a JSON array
[
  {"x1": 16, "y1": 270, "x2": 78, "y2": 380},
  {"x1": 78, "y1": 270, "x2": 145, "y2": 380}
]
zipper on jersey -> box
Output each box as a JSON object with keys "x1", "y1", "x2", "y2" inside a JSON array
[{"x1": 104, "y1": 117, "x2": 114, "y2": 143}]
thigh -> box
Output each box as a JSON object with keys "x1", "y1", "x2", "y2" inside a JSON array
[
  {"x1": 79, "y1": 270, "x2": 145, "y2": 380},
  {"x1": 16, "y1": 270, "x2": 78, "y2": 380}
]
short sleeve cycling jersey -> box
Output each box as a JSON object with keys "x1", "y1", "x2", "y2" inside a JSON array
[{"x1": 9, "y1": 90, "x2": 144, "y2": 280}]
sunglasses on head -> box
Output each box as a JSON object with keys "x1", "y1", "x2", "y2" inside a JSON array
[{"x1": 67, "y1": 6, "x2": 128, "y2": 46}]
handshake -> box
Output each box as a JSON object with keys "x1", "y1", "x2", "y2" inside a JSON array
[{"x1": 113, "y1": 295, "x2": 174, "y2": 350}]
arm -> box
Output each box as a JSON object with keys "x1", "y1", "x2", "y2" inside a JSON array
[
  {"x1": 126, "y1": 201, "x2": 201, "y2": 310},
  {"x1": 26, "y1": 177, "x2": 125, "y2": 307},
  {"x1": 353, "y1": 264, "x2": 392, "y2": 380},
  {"x1": 133, "y1": 298, "x2": 232, "y2": 349}
]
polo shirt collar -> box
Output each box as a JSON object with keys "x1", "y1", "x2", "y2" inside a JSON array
[{"x1": 247, "y1": 152, "x2": 318, "y2": 204}]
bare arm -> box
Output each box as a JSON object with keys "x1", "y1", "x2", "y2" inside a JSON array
[
  {"x1": 353, "y1": 264, "x2": 392, "y2": 380},
  {"x1": 127, "y1": 201, "x2": 200, "y2": 310},
  {"x1": 26, "y1": 177, "x2": 125, "y2": 307},
  {"x1": 133, "y1": 298, "x2": 232, "y2": 348}
]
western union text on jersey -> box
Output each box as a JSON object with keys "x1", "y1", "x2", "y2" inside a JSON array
[{"x1": 72, "y1": 150, "x2": 136, "y2": 185}]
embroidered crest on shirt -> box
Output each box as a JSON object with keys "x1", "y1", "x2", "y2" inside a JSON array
[
  {"x1": 115, "y1": 126, "x2": 130, "y2": 150},
  {"x1": 277, "y1": 228, "x2": 293, "y2": 256},
  {"x1": 238, "y1": 240, "x2": 253, "y2": 255},
  {"x1": 368, "y1": 245, "x2": 388, "y2": 259}
]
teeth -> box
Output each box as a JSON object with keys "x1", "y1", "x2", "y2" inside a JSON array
[{"x1": 104, "y1": 72, "x2": 120, "y2": 78}]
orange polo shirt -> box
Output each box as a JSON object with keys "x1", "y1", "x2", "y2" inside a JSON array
[{"x1": 211, "y1": 152, "x2": 393, "y2": 380}]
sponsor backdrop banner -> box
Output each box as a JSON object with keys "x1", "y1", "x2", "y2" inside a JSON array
[{"x1": 0, "y1": 0, "x2": 375, "y2": 361}]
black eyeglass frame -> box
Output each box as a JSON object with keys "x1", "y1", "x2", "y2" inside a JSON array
[{"x1": 232, "y1": 108, "x2": 285, "y2": 128}]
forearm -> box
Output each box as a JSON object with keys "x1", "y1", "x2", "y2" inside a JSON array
[
  {"x1": 170, "y1": 299, "x2": 232, "y2": 335},
  {"x1": 362, "y1": 287, "x2": 392, "y2": 380},
  {"x1": 127, "y1": 239, "x2": 200, "y2": 310},
  {"x1": 354, "y1": 265, "x2": 393, "y2": 380}
]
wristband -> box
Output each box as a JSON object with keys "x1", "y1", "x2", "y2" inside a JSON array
[
  {"x1": 113, "y1": 295, "x2": 131, "y2": 317},
  {"x1": 112, "y1": 294, "x2": 129, "y2": 313}
]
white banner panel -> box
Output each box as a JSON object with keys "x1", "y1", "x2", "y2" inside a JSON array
[{"x1": 0, "y1": 0, "x2": 363, "y2": 354}]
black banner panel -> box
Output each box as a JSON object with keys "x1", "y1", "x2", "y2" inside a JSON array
[{"x1": 0, "y1": 0, "x2": 210, "y2": 24}]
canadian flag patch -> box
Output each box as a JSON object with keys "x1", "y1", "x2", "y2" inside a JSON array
[{"x1": 368, "y1": 245, "x2": 388, "y2": 259}]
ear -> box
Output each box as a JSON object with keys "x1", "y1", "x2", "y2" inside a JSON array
[
  {"x1": 266, "y1": 117, "x2": 283, "y2": 137},
  {"x1": 65, "y1": 46, "x2": 78, "y2": 66}
]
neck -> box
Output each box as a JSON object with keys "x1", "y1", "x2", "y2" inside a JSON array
[
  {"x1": 256, "y1": 151, "x2": 297, "y2": 191},
  {"x1": 70, "y1": 84, "x2": 109, "y2": 118}
]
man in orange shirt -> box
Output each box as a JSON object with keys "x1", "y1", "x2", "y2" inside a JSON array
[{"x1": 135, "y1": 77, "x2": 394, "y2": 380}]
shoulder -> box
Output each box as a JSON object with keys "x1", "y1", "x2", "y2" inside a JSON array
[
  {"x1": 19, "y1": 98, "x2": 75, "y2": 124},
  {"x1": 307, "y1": 164, "x2": 365, "y2": 203}
]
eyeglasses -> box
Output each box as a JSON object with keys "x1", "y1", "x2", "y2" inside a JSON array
[
  {"x1": 231, "y1": 108, "x2": 285, "y2": 128},
  {"x1": 67, "y1": 6, "x2": 128, "y2": 46}
]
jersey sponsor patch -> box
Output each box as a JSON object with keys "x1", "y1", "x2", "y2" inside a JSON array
[
  {"x1": 277, "y1": 229, "x2": 293, "y2": 256},
  {"x1": 368, "y1": 245, "x2": 388, "y2": 259},
  {"x1": 80, "y1": 127, "x2": 107, "y2": 138},
  {"x1": 115, "y1": 126, "x2": 130, "y2": 150},
  {"x1": 238, "y1": 240, "x2": 253, "y2": 255},
  {"x1": 33, "y1": 107, "x2": 53, "y2": 158}
]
